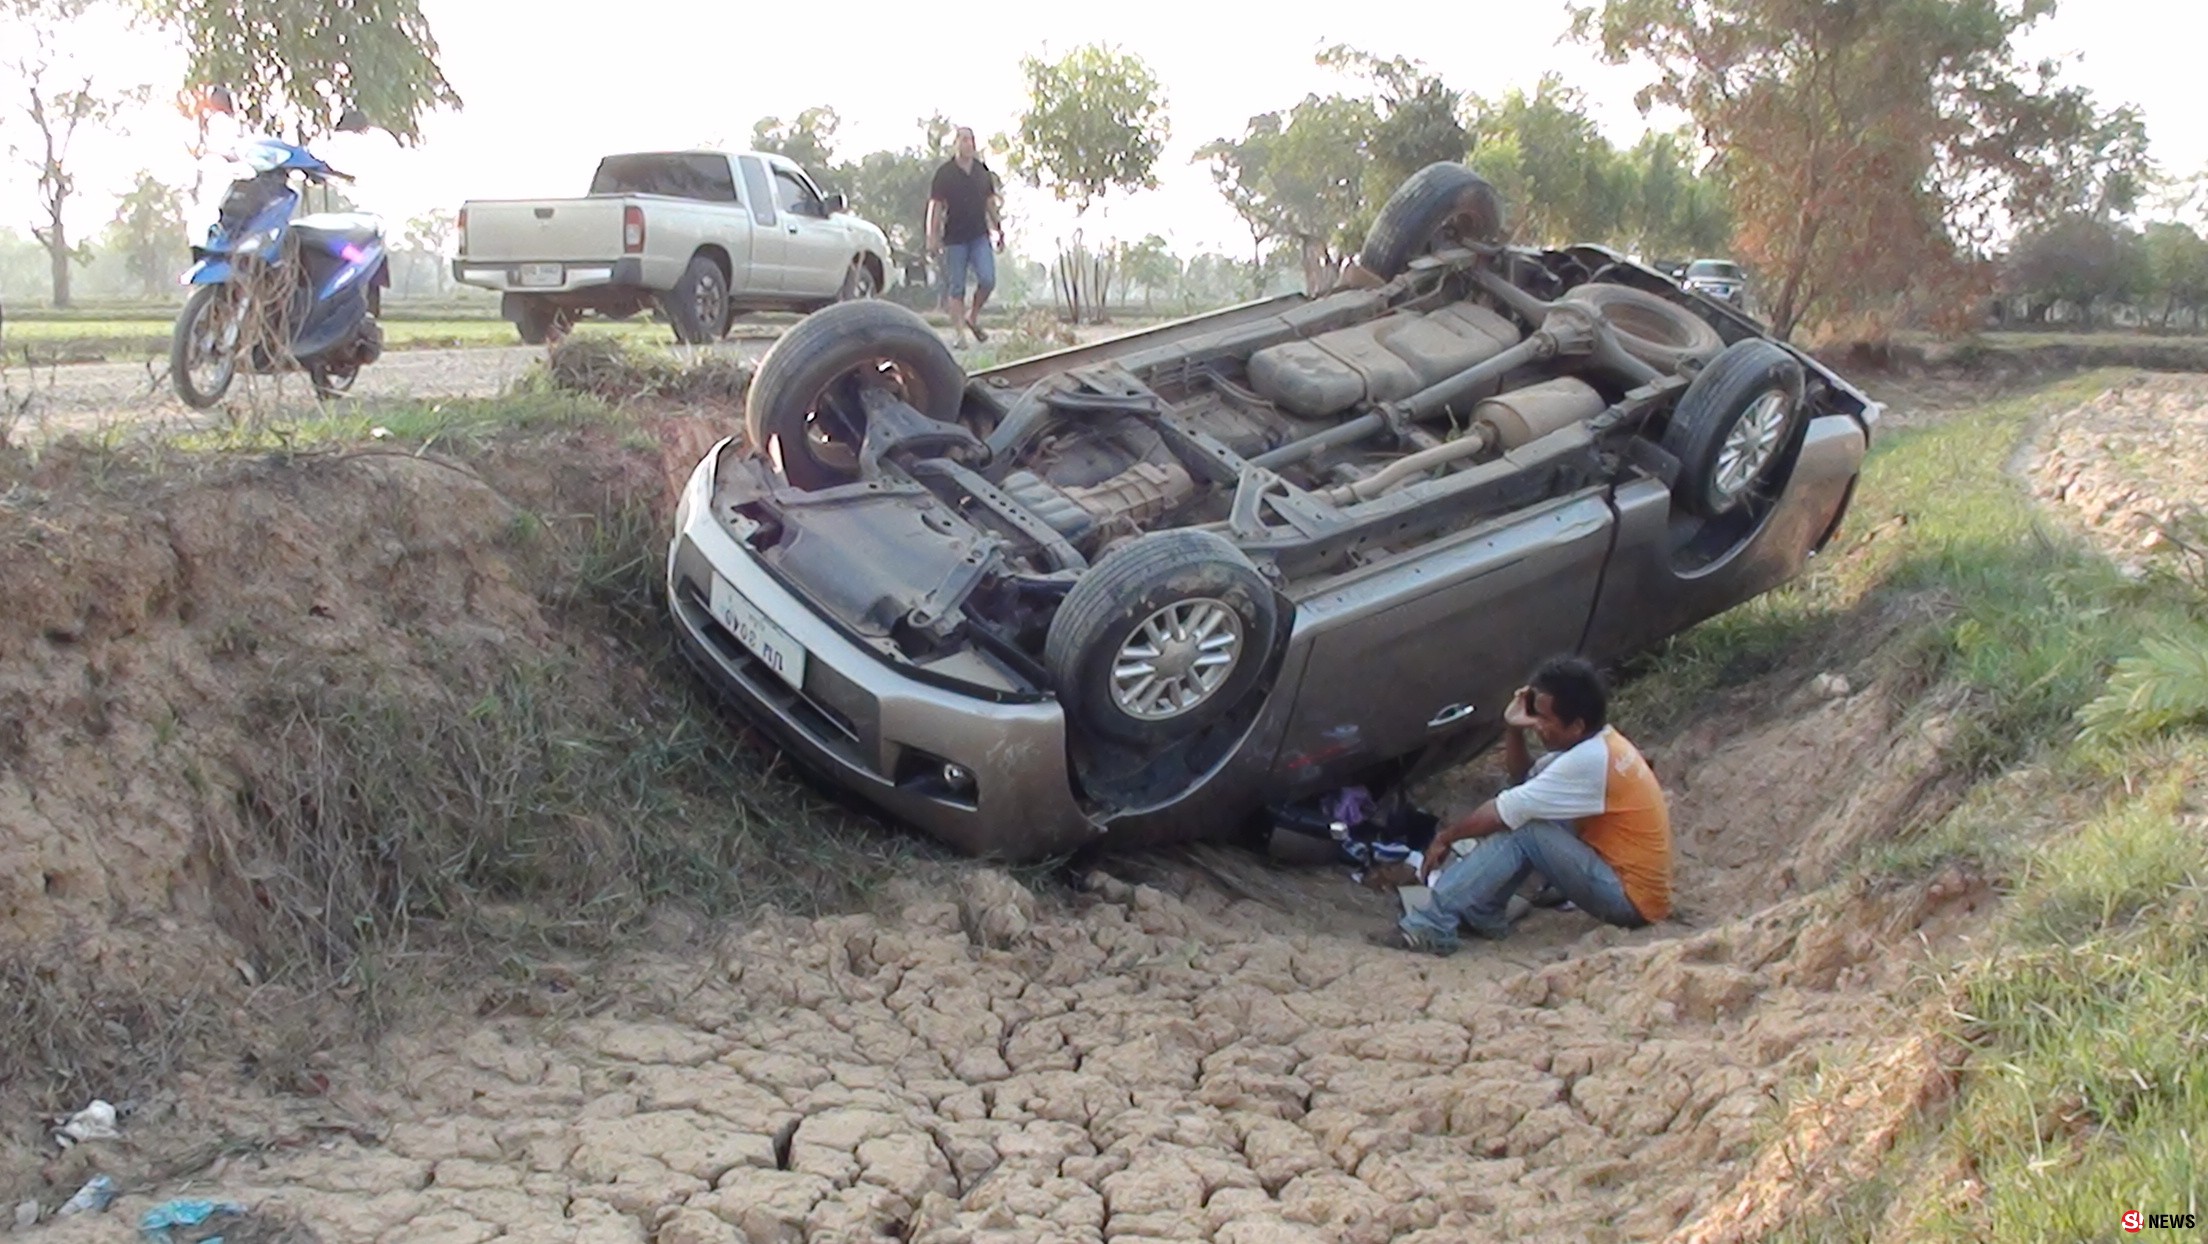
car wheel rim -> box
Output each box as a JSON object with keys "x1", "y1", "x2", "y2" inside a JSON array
[
  {"x1": 696, "y1": 273, "x2": 726, "y2": 332},
  {"x1": 1714, "y1": 389, "x2": 1791, "y2": 503},
  {"x1": 799, "y1": 358, "x2": 928, "y2": 475},
  {"x1": 1110, "y1": 598, "x2": 1244, "y2": 722}
]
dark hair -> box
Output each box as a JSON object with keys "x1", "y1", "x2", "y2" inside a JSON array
[{"x1": 1530, "y1": 655, "x2": 1607, "y2": 734}]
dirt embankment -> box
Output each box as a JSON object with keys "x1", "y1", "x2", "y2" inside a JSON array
[
  {"x1": 0, "y1": 412, "x2": 1992, "y2": 1242},
  {"x1": 2025, "y1": 370, "x2": 2208, "y2": 571}
]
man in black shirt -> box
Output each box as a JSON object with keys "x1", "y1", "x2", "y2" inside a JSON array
[{"x1": 926, "y1": 126, "x2": 1004, "y2": 346}]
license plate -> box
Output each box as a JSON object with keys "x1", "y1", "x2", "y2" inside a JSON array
[
  {"x1": 517, "y1": 262, "x2": 562, "y2": 287},
  {"x1": 709, "y1": 575, "x2": 807, "y2": 691}
]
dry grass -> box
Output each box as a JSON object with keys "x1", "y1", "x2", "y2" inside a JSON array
[
  {"x1": 0, "y1": 401, "x2": 938, "y2": 1167},
  {"x1": 540, "y1": 335, "x2": 754, "y2": 406}
]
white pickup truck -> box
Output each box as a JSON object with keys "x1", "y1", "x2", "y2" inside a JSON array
[{"x1": 453, "y1": 150, "x2": 894, "y2": 344}]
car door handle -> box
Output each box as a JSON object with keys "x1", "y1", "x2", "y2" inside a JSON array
[
  {"x1": 786, "y1": 225, "x2": 799, "y2": 235},
  {"x1": 1428, "y1": 703, "x2": 1476, "y2": 729}
]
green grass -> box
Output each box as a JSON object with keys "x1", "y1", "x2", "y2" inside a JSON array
[
  {"x1": 175, "y1": 389, "x2": 620, "y2": 454},
  {"x1": 1649, "y1": 368, "x2": 2208, "y2": 1238},
  {"x1": 0, "y1": 316, "x2": 710, "y2": 363}
]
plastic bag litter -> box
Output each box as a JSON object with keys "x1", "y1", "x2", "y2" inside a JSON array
[
  {"x1": 56, "y1": 1174, "x2": 117, "y2": 1215},
  {"x1": 54, "y1": 1099, "x2": 120, "y2": 1146},
  {"x1": 141, "y1": 1198, "x2": 249, "y2": 1240}
]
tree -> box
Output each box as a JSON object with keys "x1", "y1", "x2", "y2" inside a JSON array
[
  {"x1": 401, "y1": 210, "x2": 457, "y2": 295},
  {"x1": 2004, "y1": 214, "x2": 2146, "y2": 326},
  {"x1": 2142, "y1": 221, "x2": 2208, "y2": 330},
  {"x1": 1607, "y1": 130, "x2": 1734, "y2": 259},
  {"x1": 1119, "y1": 234, "x2": 1179, "y2": 311},
  {"x1": 106, "y1": 170, "x2": 187, "y2": 296},
  {"x1": 1007, "y1": 43, "x2": 1171, "y2": 322},
  {"x1": 751, "y1": 106, "x2": 841, "y2": 173},
  {"x1": 1201, "y1": 95, "x2": 1379, "y2": 296},
  {"x1": 146, "y1": 0, "x2": 460, "y2": 144},
  {"x1": 836, "y1": 115, "x2": 953, "y2": 267},
  {"x1": 1465, "y1": 75, "x2": 1638, "y2": 248},
  {"x1": 1317, "y1": 46, "x2": 1469, "y2": 226},
  {"x1": 1007, "y1": 43, "x2": 1170, "y2": 214},
  {"x1": 3, "y1": 0, "x2": 147, "y2": 307},
  {"x1": 1576, "y1": 0, "x2": 2144, "y2": 340}
]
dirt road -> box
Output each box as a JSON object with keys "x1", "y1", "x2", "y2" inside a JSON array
[{"x1": 2, "y1": 340, "x2": 778, "y2": 437}]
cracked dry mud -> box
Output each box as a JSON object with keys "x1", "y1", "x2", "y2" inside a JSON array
[
  {"x1": 22, "y1": 848, "x2": 1963, "y2": 1244},
  {"x1": 2028, "y1": 370, "x2": 2208, "y2": 570}
]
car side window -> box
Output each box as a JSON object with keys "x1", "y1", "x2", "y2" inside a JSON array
[
  {"x1": 738, "y1": 156, "x2": 776, "y2": 227},
  {"x1": 773, "y1": 169, "x2": 822, "y2": 219}
]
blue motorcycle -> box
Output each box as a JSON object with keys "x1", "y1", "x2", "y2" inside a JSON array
[{"x1": 170, "y1": 137, "x2": 390, "y2": 407}]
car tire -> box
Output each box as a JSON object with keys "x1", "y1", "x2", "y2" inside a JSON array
[
  {"x1": 1045, "y1": 530, "x2": 1282, "y2": 747},
  {"x1": 664, "y1": 254, "x2": 730, "y2": 345},
  {"x1": 1358, "y1": 163, "x2": 1507, "y2": 280},
  {"x1": 837, "y1": 256, "x2": 879, "y2": 302},
  {"x1": 170, "y1": 284, "x2": 238, "y2": 409},
  {"x1": 745, "y1": 299, "x2": 966, "y2": 490},
  {"x1": 1561, "y1": 282, "x2": 1726, "y2": 373},
  {"x1": 1661, "y1": 339, "x2": 1807, "y2": 518},
  {"x1": 513, "y1": 298, "x2": 572, "y2": 346}
]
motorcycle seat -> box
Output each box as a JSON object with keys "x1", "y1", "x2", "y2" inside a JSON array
[{"x1": 292, "y1": 212, "x2": 384, "y2": 251}]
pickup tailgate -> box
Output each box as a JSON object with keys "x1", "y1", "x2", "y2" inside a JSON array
[{"x1": 462, "y1": 198, "x2": 628, "y2": 263}]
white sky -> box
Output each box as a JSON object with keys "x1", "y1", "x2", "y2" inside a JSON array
[{"x1": 1, "y1": 0, "x2": 2198, "y2": 264}]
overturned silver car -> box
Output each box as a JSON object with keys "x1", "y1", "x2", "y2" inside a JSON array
[{"x1": 666, "y1": 164, "x2": 1877, "y2": 859}]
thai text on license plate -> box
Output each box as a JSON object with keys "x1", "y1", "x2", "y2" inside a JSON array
[{"x1": 709, "y1": 575, "x2": 807, "y2": 691}]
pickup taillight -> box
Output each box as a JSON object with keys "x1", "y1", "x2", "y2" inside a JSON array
[
  {"x1": 456, "y1": 207, "x2": 468, "y2": 255},
  {"x1": 623, "y1": 205, "x2": 646, "y2": 254}
]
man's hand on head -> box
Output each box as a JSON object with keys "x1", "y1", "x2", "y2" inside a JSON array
[{"x1": 1503, "y1": 685, "x2": 1538, "y2": 729}]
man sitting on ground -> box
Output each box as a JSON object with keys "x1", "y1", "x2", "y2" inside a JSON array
[{"x1": 1384, "y1": 655, "x2": 1672, "y2": 954}]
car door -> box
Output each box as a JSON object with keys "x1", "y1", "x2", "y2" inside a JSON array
[
  {"x1": 735, "y1": 155, "x2": 786, "y2": 295},
  {"x1": 1267, "y1": 486, "x2": 1616, "y2": 793},
  {"x1": 768, "y1": 162, "x2": 851, "y2": 298}
]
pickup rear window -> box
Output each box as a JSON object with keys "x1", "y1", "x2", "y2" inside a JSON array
[{"x1": 588, "y1": 154, "x2": 739, "y2": 202}]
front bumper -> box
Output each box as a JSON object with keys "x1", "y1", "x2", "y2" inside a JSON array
[{"x1": 664, "y1": 450, "x2": 1100, "y2": 860}]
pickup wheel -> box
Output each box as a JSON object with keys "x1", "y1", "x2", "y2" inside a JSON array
[
  {"x1": 1359, "y1": 163, "x2": 1506, "y2": 280},
  {"x1": 1661, "y1": 339, "x2": 1807, "y2": 518},
  {"x1": 746, "y1": 300, "x2": 965, "y2": 490},
  {"x1": 513, "y1": 298, "x2": 572, "y2": 346},
  {"x1": 664, "y1": 255, "x2": 730, "y2": 345},
  {"x1": 837, "y1": 257, "x2": 879, "y2": 303},
  {"x1": 1046, "y1": 531, "x2": 1282, "y2": 747}
]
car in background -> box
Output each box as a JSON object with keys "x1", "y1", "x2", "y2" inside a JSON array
[
  {"x1": 1681, "y1": 258, "x2": 1750, "y2": 308},
  {"x1": 665, "y1": 163, "x2": 1876, "y2": 860},
  {"x1": 454, "y1": 150, "x2": 892, "y2": 345}
]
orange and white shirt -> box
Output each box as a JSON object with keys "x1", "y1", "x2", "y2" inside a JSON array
[{"x1": 1494, "y1": 726, "x2": 1673, "y2": 921}]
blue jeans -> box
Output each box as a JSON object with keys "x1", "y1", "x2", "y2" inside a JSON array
[
  {"x1": 1401, "y1": 820, "x2": 1648, "y2": 949},
  {"x1": 941, "y1": 239, "x2": 995, "y2": 300}
]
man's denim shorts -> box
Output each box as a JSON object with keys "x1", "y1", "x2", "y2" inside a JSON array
[{"x1": 941, "y1": 239, "x2": 996, "y2": 299}]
